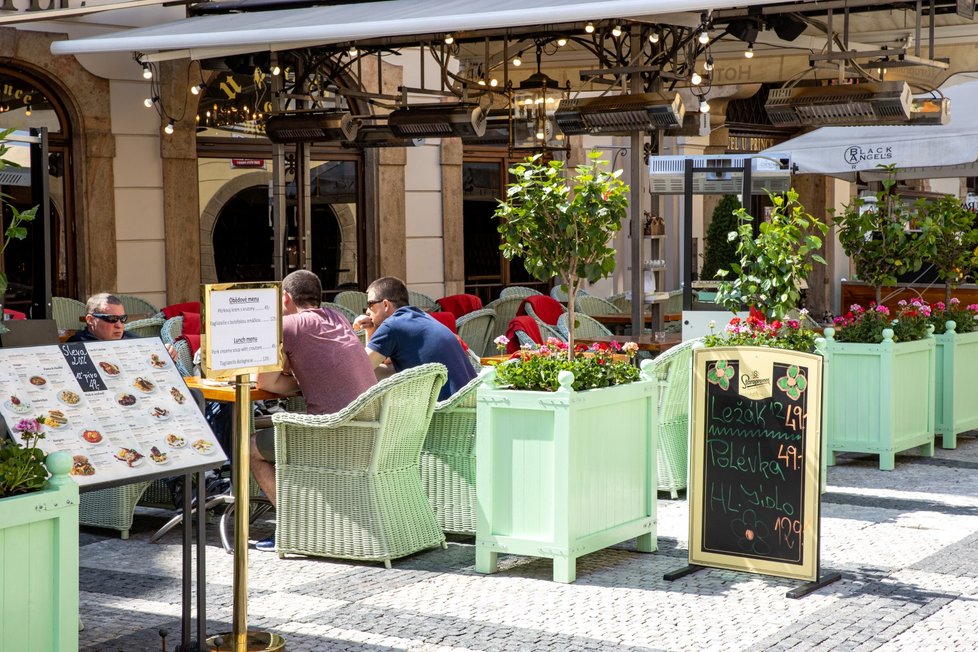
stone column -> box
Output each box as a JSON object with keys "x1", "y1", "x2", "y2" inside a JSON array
[{"x1": 441, "y1": 138, "x2": 464, "y2": 296}]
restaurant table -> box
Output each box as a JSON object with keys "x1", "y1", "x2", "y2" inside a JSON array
[{"x1": 590, "y1": 308, "x2": 664, "y2": 334}]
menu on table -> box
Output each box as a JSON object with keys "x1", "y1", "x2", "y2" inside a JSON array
[{"x1": 0, "y1": 338, "x2": 227, "y2": 490}]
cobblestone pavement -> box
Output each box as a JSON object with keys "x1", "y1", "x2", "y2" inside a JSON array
[{"x1": 79, "y1": 433, "x2": 978, "y2": 651}]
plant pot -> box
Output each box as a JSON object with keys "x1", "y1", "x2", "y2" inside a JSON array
[
  {"x1": 0, "y1": 451, "x2": 78, "y2": 651},
  {"x1": 474, "y1": 366, "x2": 657, "y2": 583},
  {"x1": 816, "y1": 328, "x2": 936, "y2": 471},
  {"x1": 934, "y1": 321, "x2": 978, "y2": 449}
]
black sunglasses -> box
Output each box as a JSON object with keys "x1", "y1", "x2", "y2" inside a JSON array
[
  {"x1": 91, "y1": 313, "x2": 129, "y2": 324},
  {"x1": 366, "y1": 298, "x2": 384, "y2": 307}
]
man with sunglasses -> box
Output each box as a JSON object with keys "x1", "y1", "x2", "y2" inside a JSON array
[{"x1": 68, "y1": 293, "x2": 139, "y2": 342}]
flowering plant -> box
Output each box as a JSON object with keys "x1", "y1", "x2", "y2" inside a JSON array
[
  {"x1": 927, "y1": 298, "x2": 978, "y2": 335},
  {"x1": 831, "y1": 299, "x2": 932, "y2": 343},
  {"x1": 704, "y1": 307, "x2": 817, "y2": 353},
  {"x1": 0, "y1": 417, "x2": 47, "y2": 498},
  {"x1": 492, "y1": 336, "x2": 640, "y2": 392}
]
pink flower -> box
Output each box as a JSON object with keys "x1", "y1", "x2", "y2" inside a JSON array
[
  {"x1": 15, "y1": 418, "x2": 41, "y2": 434},
  {"x1": 494, "y1": 335, "x2": 510, "y2": 346},
  {"x1": 951, "y1": 297, "x2": 961, "y2": 305},
  {"x1": 968, "y1": 304, "x2": 978, "y2": 312},
  {"x1": 622, "y1": 341, "x2": 639, "y2": 355},
  {"x1": 875, "y1": 305, "x2": 890, "y2": 315},
  {"x1": 934, "y1": 301, "x2": 946, "y2": 311}
]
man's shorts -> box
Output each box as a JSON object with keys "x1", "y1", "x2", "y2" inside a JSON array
[{"x1": 254, "y1": 427, "x2": 276, "y2": 462}]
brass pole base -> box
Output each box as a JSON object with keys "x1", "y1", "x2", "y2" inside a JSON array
[{"x1": 206, "y1": 631, "x2": 286, "y2": 651}]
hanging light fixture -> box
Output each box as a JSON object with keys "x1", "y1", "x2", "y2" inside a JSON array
[
  {"x1": 611, "y1": 24, "x2": 622, "y2": 37},
  {"x1": 648, "y1": 31, "x2": 659, "y2": 44},
  {"x1": 142, "y1": 63, "x2": 153, "y2": 79},
  {"x1": 164, "y1": 120, "x2": 175, "y2": 135},
  {"x1": 585, "y1": 22, "x2": 595, "y2": 34},
  {"x1": 745, "y1": 43, "x2": 755, "y2": 58},
  {"x1": 509, "y1": 45, "x2": 569, "y2": 153},
  {"x1": 704, "y1": 55, "x2": 714, "y2": 72},
  {"x1": 691, "y1": 72, "x2": 702, "y2": 86}
]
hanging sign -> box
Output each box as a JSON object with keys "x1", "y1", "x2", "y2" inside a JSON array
[
  {"x1": 689, "y1": 346, "x2": 823, "y2": 582},
  {"x1": 201, "y1": 281, "x2": 282, "y2": 379}
]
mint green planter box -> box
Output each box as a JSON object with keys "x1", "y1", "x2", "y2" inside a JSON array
[
  {"x1": 0, "y1": 452, "x2": 79, "y2": 652},
  {"x1": 816, "y1": 328, "x2": 935, "y2": 471},
  {"x1": 934, "y1": 322, "x2": 978, "y2": 449},
  {"x1": 474, "y1": 364, "x2": 657, "y2": 583}
]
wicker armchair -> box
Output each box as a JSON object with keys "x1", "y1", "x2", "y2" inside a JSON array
[
  {"x1": 272, "y1": 363, "x2": 448, "y2": 566},
  {"x1": 456, "y1": 308, "x2": 495, "y2": 357},
  {"x1": 575, "y1": 294, "x2": 621, "y2": 316},
  {"x1": 556, "y1": 312, "x2": 613, "y2": 340},
  {"x1": 499, "y1": 286, "x2": 542, "y2": 299},
  {"x1": 116, "y1": 294, "x2": 160, "y2": 317},
  {"x1": 484, "y1": 295, "x2": 524, "y2": 342},
  {"x1": 160, "y1": 315, "x2": 183, "y2": 345},
  {"x1": 407, "y1": 290, "x2": 440, "y2": 312},
  {"x1": 647, "y1": 338, "x2": 700, "y2": 498},
  {"x1": 124, "y1": 311, "x2": 165, "y2": 338},
  {"x1": 421, "y1": 371, "x2": 486, "y2": 534},
  {"x1": 51, "y1": 297, "x2": 87, "y2": 331},
  {"x1": 79, "y1": 480, "x2": 172, "y2": 539},
  {"x1": 607, "y1": 292, "x2": 631, "y2": 314},
  {"x1": 334, "y1": 290, "x2": 368, "y2": 316},
  {"x1": 159, "y1": 316, "x2": 193, "y2": 375},
  {"x1": 523, "y1": 302, "x2": 566, "y2": 342},
  {"x1": 549, "y1": 286, "x2": 591, "y2": 302},
  {"x1": 321, "y1": 301, "x2": 357, "y2": 324}
]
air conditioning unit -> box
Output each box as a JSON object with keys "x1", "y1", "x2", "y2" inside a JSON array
[
  {"x1": 764, "y1": 81, "x2": 913, "y2": 127},
  {"x1": 554, "y1": 93, "x2": 685, "y2": 135},
  {"x1": 387, "y1": 103, "x2": 486, "y2": 139},
  {"x1": 264, "y1": 111, "x2": 360, "y2": 144}
]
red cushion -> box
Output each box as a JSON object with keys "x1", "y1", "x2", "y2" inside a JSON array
[
  {"x1": 177, "y1": 334, "x2": 201, "y2": 356},
  {"x1": 180, "y1": 312, "x2": 201, "y2": 336},
  {"x1": 162, "y1": 302, "x2": 201, "y2": 319},
  {"x1": 436, "y1": 294, "x2": 483, "y2": 319},
  {"x1": 429, "y1": 311, "x2": 458, "y2": 333},
  {"x1": 2, "y1": 309, "x2": 26, "y2": 320},
  {"x1": 505, "y1": 316, "x2": 542, "y2": 353},
  {"x1": 517, "y1": 295, "x2": 564, "y2": 325}
]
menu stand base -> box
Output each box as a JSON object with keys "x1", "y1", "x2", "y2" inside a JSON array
[
  {"x1": 663, "y1": 564, "x2": 704, "y2": 581},
  {"x1": 206, "y1": 631, "x2": 286, "y2": 651},
  {"x1": 786, "y1": 571, "x2": 842, "y2": 599}
]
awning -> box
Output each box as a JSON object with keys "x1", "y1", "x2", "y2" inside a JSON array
[
  {"x1": 761, "y1": 75, "x2": 978, "y2": 181},
  {"x1": 50, "y1": 0, "x2": 788, "y2": 61}
]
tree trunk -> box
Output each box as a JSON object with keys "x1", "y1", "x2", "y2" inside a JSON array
[
  {"x1": 566, "y1": 278, "x2": 576, "y2": 361},
  {"x1": 946, "y1": 283, "x2": 952, "y2": 306}
]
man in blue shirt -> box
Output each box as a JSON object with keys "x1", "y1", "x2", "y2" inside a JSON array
[{"x1": 353, "y1": 277, "x2": 476, "y2": 400}]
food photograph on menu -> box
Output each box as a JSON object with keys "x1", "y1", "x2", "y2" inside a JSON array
[{"x1": 0, "y1": 339, "x2": 226, "y2": 488}]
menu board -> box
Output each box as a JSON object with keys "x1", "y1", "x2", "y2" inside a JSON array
[
  {"x1": 0, "y1": 338, "x2": 227, "y2": 489},
  {"x1": 688, "y1": 346, "x2": 823, "y2": 582},
  {"x1": 202, "y1": 282, "x2": 282, "y2": 379}
]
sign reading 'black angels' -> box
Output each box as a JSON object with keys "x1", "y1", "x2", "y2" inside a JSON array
[{"x1": 689, "y1": 346, "x2": 823, "y2": 581}]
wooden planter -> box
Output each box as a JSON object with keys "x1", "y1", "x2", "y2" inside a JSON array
[
  {"x1": 816, "y1": 328, "x2": 935, "y2": 471},
  {"x1": 0, "y1": 452, "x2": 78, "y2": 652},
  {"x1": 475, "y1": 365, "x2": 657, "y2": 583},
  {"x1": 934, "y1": 322, "x2": 978, "y2": 449}
]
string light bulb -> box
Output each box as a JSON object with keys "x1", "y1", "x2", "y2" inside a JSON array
[
  {"x1": 704, "y1": 55, "x2": 714, "y2": 72},
  {"x1": 489, "y1": 78, "x2": 498, "y2": 87},
  {"x1": 348, "y1": 46, "x2": 358, "y2": 57},
  {"x1": 691, "y1": 72, "x2": 702, "y2": 85},
  {"x1": 699, "y1": 99, "x2": 710, "y2": 113},
  {"x1": 25, "y1": 105, "x2": 31, "y2": 117},
  {"x1": 744, "y1": 42, "x2": 754, "y2": 58},
  {"x1": 144, "y1": 96, "x2": 158, "y2": 108},
  {"x1": 648, "y1": 31, "x2": 659, "y2": 44},
  {"x1": 585, "y1": 22, "x2": 594, "y2": 34},
  {"x1": 190, "y1": 83, "x2": 205, "y2": 96},
  {"x1": 556, "y1": 37, "x2": 567, "y2": 47},
  {"x1": 271, "y1": 65, "x2": 281, "y2": 76},
  {"x1": 444, "y1": 34, "x2": 454, "y2": 45},
  {"x1": 611, "y1": 25, "x2": 622, "y2": 37},
  {"x1": 142, "y1": 63, "x2": 152, "y2": 79},
  {"x1": 513, "y1": 54, "x2": 522, "y2": 66},
  {"x1": 164, "y1": 120, "x2": 175, "y2": 135},
  {"x1": 698, "y1": 29, "x2": 710, "y2": 45}
]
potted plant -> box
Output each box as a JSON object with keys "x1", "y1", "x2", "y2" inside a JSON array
[
  {"x1": 0, "y1": 127, "x2": 38, "y2": 332},
  {"x1": 928, "y1": 299, "x2": 978, "y2": 448},
  {"x1": 479, "y1": 152, "x2": 656, "y2": 584},
  {"x1": 816, "y1": 299, "x2": 936, "y2": 470},
  {"x1": 1, "y1": 418, "x2": 78, "y2": 650}
]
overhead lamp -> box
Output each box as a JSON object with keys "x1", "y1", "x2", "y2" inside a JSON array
[
  {"x1": 611, "y1": 25, "x2": 622, "y2": 37},
  {"x1": 489, "y1": 78, "x2": 498, "y2": 87},
  {"x1": 704, "y1": 56, "x2": 714, "y2": 72},
  {"x1": 554, "y1": 92, "x2": 685, "y2": 135},
  {"x1": 744, "y1": 43, "x2": 754, "y2": 58},
  {"x1": 556, "y1": 38, "x2": 567, "y2": 47},
  {"x1": 764, "y1": 81, "x2": 914, "y2": 127},
  {"x1": 699, "y1": 99, "x2": 710, "y2": 113},
  {"x1": 649, "y1": 31, "x2": 659, "y2": 44},
  {"x1": 510, "y1": 50, "x2": 569, "y2": 152},
  {"x1": 345, "y1": 123, "x2": 424, "y2": 148},
  {"x1": 24, "y1": 105, "x2": 31, "y2": 117},
  {"x1": 444, "y1": 34, "x2": 454, "y2": 45},
  {"x1": 164, "y1": 120, "x2": 175, "y2": 135},
  {"x1": 698, "y1": 29, "x2": 710, "y2": 45},
  {"x1": 142, "y1": 63, "x2": 152, "y2": 79},
  {"x1": 270, "y1": 65, "x2": 281, "y2": 76},
  {"x1": 144, "y1": 96, "x2": 158, "y2": 108},
  {"x1": 691, "y1": 72, "x2": 702, "y2": 86},
  {"x1": 264, "y1": 110, "x2": 361, "y2": 143},
  {"x1": 190, "y1": 83, "x2": 205, "y2": 96},
  {"x1": 387, "y1": 103, "x2": 487, "y2": 138},
  {"x1": 513, "y1": 54, "x2": 522, "y2": 66},
  {"x1": 347, "y1": 46, "x2": 358, "y2": 57},
  {"x1": 585, "y1": 22, "x2": 595, "y2": 34}
]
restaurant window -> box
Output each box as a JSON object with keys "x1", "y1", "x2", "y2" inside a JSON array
[
  {"x1": 196, "y1": 70, "x2": 364, "y2": 296},
  {"x1": 0, "y1": 65, "x2": 76, "y2": 310}
]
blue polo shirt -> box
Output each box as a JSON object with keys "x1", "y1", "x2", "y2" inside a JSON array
[{"x1": 368, "y1": 306, "x2": 476, "y2": 401}]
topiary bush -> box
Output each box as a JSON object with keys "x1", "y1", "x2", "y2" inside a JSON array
[{"x1": 700, "y1": 194, "x2": 742, "y2": 280}]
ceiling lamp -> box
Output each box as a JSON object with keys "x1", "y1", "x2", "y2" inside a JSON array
[
  {"x1": 764, "y1": 81, "x2": 915, "y2": 127},
  {"x1": 387, "y1": 103, "x2": 487, "y2": 138},
  {"x1": 554, "y1": 92, "x2": 685, "y2": 135},
  {"x1": 510, "y1": 46, "x2": 569, "y2": 153},
  {"x1": 264, "y1": 111, "x2": 360, "y2": 143}
]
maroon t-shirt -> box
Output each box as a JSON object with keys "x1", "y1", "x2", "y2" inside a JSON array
[{"x1": 283, "y1": 308, "x2": 376, "y2": 415}]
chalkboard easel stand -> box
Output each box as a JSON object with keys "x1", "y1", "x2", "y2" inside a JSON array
[
  {"x1": 663, "y1": 564, "x2": 703, "y2": 581},
  {"x1": 785, "y1": 569, "x2": 841, "y2": 599}
]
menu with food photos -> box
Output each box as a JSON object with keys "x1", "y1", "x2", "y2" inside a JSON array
[{"x1": 0, "y1": 338, "x2": 227, "y2": 489}]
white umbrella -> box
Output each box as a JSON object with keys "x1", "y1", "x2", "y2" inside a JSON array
[{"x1": 761, "y1": 75, "x2": 978, "y2": 181}]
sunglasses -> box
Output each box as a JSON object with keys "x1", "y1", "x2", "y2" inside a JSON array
[
  {"x1": 366, "y1": 298, "x2": 384, "y2": 307},
  {"x1": 91, "y1": 313, "x2": 129, "y2": 324}
]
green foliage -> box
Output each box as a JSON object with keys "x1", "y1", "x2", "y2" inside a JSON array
[
  {"x1": 916, "y1": 194, "x2": 978, "y2": 304},
  {"x1": 493, "y1": 343, "x2": 640, "y2": 392},
  {"x1": 700, "y1": 195, "x2": 742, "y2": 280},
  {"x1": 715, "y1": 189, "x2": 827, "y2": 320},
  {"x1": 494, "y1": 150, "x2": 629, "y2": 356},
  {"x1": 0, "y1": 127, "x2": 39, "y2": 299},
  {"x1": 703, "y1": 310, "x2": 817, "y2": 353},
  {"x1": 831, "y1": 299, "x2": 932, "y2": 343},
  {"x1": 928, "y1": 298, "x2": 978, "y2": 335},
  {"x1": 0, "y1": 418, "x2": 48, "y2": 499},
  {"x1": 834, "y1": 168, "x2": 930, "y2": 303}
]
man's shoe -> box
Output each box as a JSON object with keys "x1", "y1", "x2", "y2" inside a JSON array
[{"x1": 255, "y1": 535, "x2": 276, "y2": 552}]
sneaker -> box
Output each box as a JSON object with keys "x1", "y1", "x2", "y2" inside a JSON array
[{"x1": 255, "y1": 535, "x2": 276, "y2": 552}]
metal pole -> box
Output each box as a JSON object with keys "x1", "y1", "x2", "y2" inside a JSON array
[
  {"x1": 231, "y1": 374, "x2": 251, "y2": 652},
  {"x1": 683, "y1": 159, "x2": 694, "y2": 311},
  {"x1": 197, "y1": 468, "x2": 207, "y2": 649},
  {"x1": 629, "y1": 32, "x2": 644, "y2": 334},
  {"x1": 29, "y1": 128, "x2": 50, "y2": 319}
]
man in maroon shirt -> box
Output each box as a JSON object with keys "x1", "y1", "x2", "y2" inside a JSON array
[{"x1": 251, "y1": 270, "x2": 376, "y2": 551}]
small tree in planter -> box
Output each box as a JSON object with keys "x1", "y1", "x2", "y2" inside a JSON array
[
  {"x1": 918, "y1": 194, "x2": 978, "y2": 305},
  {"x1": 700, "y1": 194, "x2": 742, "y2": 280},
  {"x1": 494, "y1": 150, "x2": 629, "y2": 356},
  {"x1": 834, "y1": 170, "x2": 930, "y2": 304}
]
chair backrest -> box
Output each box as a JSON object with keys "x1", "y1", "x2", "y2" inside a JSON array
[
  {"x1": 273, "y1": 363, "x2": 447, "y2": 473},
  {"x1": 160, "y1": 316, "x2": 184, "y2": 345},
  {"x1": 334, "y1": 290, "x2": 368, "y2": 316},
  {"x1": 456, "y1": 308, "x2": 496, "y2": 357},
  {"x1": 549, "y1": 285, "x2": 591, "y2": 302},
  {"x1": 499, "y1": 286, "x2": 542, "y2": 299},
  {"x1": 556, "y1": 312, "x2": 613, "y2": 340},
  {"x1": 484, "y1": 295, "x2": 525, "y2": 342},
  {"x1": 664, "y1": 288, "x2": 684, "y2": 315},
  {"x1": 407, "y1": 290, "x2": 439, "y2": 312},
  {"x1": 575, "y1": 294, "x2": 621, "y2": 316},
  {"x1": 321, "y1": 301, "x2": 357, "y2": 324},
  {"x1": 171, "y1": 338, "x2": 194, "y2": 376},
  {"x1": 427, "y1": 369, "x2": 486, "y2": 451},
  {"x1": 124, "y1": 312, "x2": 165, "y2": 338},
  {"x1": 648, "y1": 338, "x2": 700, "y2": 423},
  {"x1": 523, "y1": 303, "x2": 566, "y2": 342},
  {"x1": 51, "y1": 297, "x2": 87, "y2": 331},
  {"x1": 607, "y1": 292, "x2": 631, "y2": 314},
  {"x1": 116, "y1": 294, "x2": 160, "y2": 317},
  {"x1": 0, "y1": 319, "x2": 59, "y2": 347}
]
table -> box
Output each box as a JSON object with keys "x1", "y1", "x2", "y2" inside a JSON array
[
  {"x1": 183, "y1": 376, "x2": 286, "y2": 402},
  {"x1": 576, "y1": 334, "x2": 682, "y2": 356},
  {"x1": 590, "y1": 306, "x2": 665, "y2": 333}
]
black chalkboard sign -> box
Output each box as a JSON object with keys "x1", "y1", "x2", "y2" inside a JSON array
[
  {"x1": 689, "y1": 346, "x2": 823, "y2": 582},
  {"x1": 59, "y1": 342, "x2": 108, "y2": 393}
]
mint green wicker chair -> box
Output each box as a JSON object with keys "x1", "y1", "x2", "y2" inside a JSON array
[
  {"x1": 321, "y1": 301, "x2": 357, "y2": 324},
  {"x1": 499, "y1": 286, "x2": 542, "y2": 299},
  {"x1": 407, "y1": 290, "x2": 440, "y2": 312},
  {"x1": 648, "y1": 338, "x2": 700, "y2": 498},
  {"x1": 523, "y1": 302, "x2": 566, "y2": 342},
  {"x1": 51, "y1": 296, "x2": 87, "y2": 331},
  {"x1": 160, "y1": 315, "x2": 183, "y2": 345},
  {"x1": 125, "y1": 311, "x2": 165, "y2": 338},
  {"x1": 456, "y1": 308, "x2": 495, "y2": 357},
  {"x1": 421, "y1": 371, "x2": 487, "y2": 534},
  {"x1": 116, "y1": 294, "x2": 160, "y2": 318},
  {"x1": 556, "y1": 312, "x2": 613, "y2": 340},
  {"x1": 272, "y1": 363, "x2": 448, "y2": 566},
  {"x1": 158, "y1": 316, "x2": 194, "y2": 375},
  {"x1": 484, "y1": 295, "x2": 525, "y2": 342},
  {"x1": 576, "y1": 294, "x2": 621, "y2": 316},
  {"x1": 335, "y1": 290, "x2": 368, "y2": 316},
  {"x1": 608, "y1": 292, "x2": 631, "y2": 314}
]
